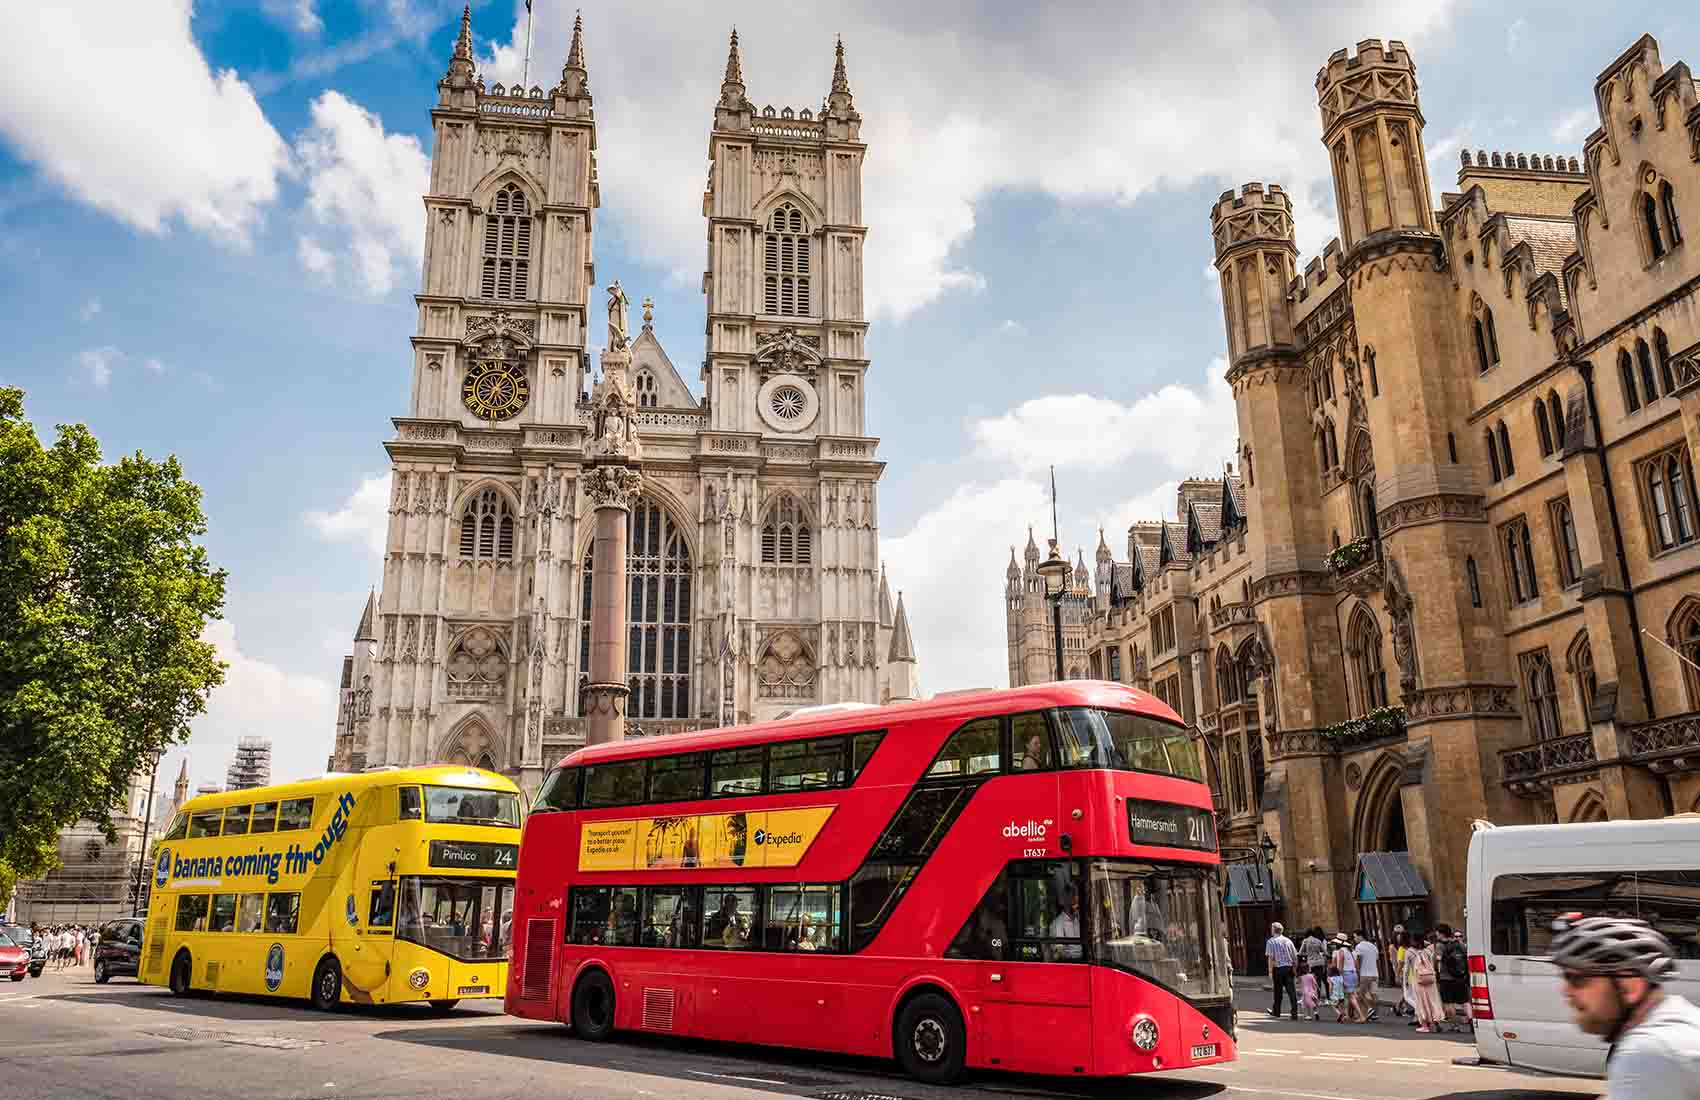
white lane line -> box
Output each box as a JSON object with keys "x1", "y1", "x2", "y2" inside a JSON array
[
  {"x1": 1301, "y1": 1053, "x2": 1363, "y2": 1061},
  {"x1": 1224, "y1": 1088, "x2": 1379, "y2": 1100},
  {"x1": 688, "y1": 1070, "x2": 790, "y2": 1086},
  {"x1": 1250, "y1": 1048, "x2": 1302, "y2": 1053},
  {"x1": 1242, "y1": 1051, "x2": 1290, "y2": 1057},
  {"x1": 1378, "y1": 1057, "x2": 1445, "y2": 1064}
]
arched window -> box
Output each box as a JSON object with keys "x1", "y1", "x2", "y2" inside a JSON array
[
  {"x1": 1466, "y1": 555, "x2": 1482, "y2": 608},
  {"x1": 1673, "y1": 600, "x2": 1700, "y2": 707},
  {"x1": 635, "y1": 370, "x2": 658, "y2": 408},
  {"x1": 1568, "y1": 632, "x2": 1597, "y2": 724},
  {"x1": 459, "y1": 488, "x2": 515, "y2": 560},
  {"x1": 1215, "y1": 647, "x2": 1239, "y2": 706},
  {"x1": 763, "y1": 203, "x2": 811, "y2": 317},
  {"x1": 1522, "y1": 650, "x2": 1561, "y2": 741},
  {"x1": 480, "y1": 184, "x2": 532, "y2": 301},
  {"x1": 1503, "y1": 517, "x2": 1538, "y2": 604},
  {"x1": 1497, "y1": 421, "x2": 1515, "y2": 477},
  {"x1": 1535, "y1": 400, "x2": 1554, "y2": 457},
  {"x1": 579, "y1": 498, "x2": 693, "y2": 720},
  {"x1": 1655, "y1": 329, "x2": 1676, "y2": 395},
  {"x1": 1552, "y1": 499, "x2": 1582, "y2": 586},
  {"x1": 1366, "y1": 346, "x2": 1379, "y2": 396},
  {"x1": 1448, "y1": 432, "x2": 1458, "y2": 464},
  {"x1": 1473, "y1": 297, "x2": 1500, "y2": 372},
  {"x1": 1661, "y1": 180, "x2": 1683, "y2": 247},
  {"x1": 1486, "y1": 428, "x2": 1502, "y2": 482},
  {"x1": 1620, "y1": 349, "x2": 1642, "y2": 412},
  {"x1": 759, "y1": 494, "x2": 812, "y2": 565},
  {"x1": 1327, "y1": 423, "x2": 1339, "y2": 469},
  {"x1": 1644, "y1": 191, "x2": 1667, "y2": 260},
  {"x1": 1637, "y1": 339, "x2": 1659, "y2": 402},
  {"x1": 1643, "y1": 448, "x2": 1699, "y2": 550},
  {"x1": 1548, "y1": 392, "x2": 1565, "y2": 452},
  {"x1": 1348, "y1": 608, "x2": 1388, "y2": 715}
]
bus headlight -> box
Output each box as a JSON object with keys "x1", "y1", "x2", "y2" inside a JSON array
[
  {"x1": 1130, "y1": 1016, "x2": 1160, "y2": 1052},
  {"x1": 408, "y1": 967, "x2": 430, "y2": 990}
]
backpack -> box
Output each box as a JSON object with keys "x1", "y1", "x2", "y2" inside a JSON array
[{"x1": 1440, "y1": 940, "x2": 1468, "y2": 981}]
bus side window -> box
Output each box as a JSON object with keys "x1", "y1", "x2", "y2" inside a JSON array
[
  {"x1": 947, "y1": 868, "x2": 1012, "y2": 960},
  {"x1": 265, "y1": 893, "x2": 301, "y2": 934},
  {"x1": 278, "y1": 798, "x2": 314, "y2": 831},
  {"x1": 570, "y1": 887, "x2": 612, "y2": 945},
  {"x1": 1011, "y1": 712, "x2": 1054, "y2": 771},
  {"x1": 188, "y1": 810, "x2": 222, "y2": 838},
  {"x1": 399, "y1": 787, "x2": 422, "y2": 820},
  {"x1": 175, "y1": 894, "x2": 209, "y2": 932},
  {"x1": 164, "y1": 813, "x2": 189, "y2": 841},
  {"x1": 534, "y1": 767, "x2": 580, "y2": 812},
  {"x1": 210, "y1": 893, "x2": 237, "y2": 932},
  {"x1": 237, "y1": 893, "x2": 264, "y2": 933},
  {"x1": 250, "y1": 802, "x2": 278, "y2": 833},
  {"x1": 222, "y1": 806, "x2": 252, "y2": 836},
  {"x1": 710, "y1": 747, "x2": 765, "y2": 797},
  {"x1": 369, "y1": 882, "x2": 396, "y2": 927},
  {"x1": 583, "y1": 760, "x2": 647, "y2": 807},
  {"x1": 927, "y1": 717, "x2": 1003, "y2": 778},
  {"x1": 851, "y1": 731, "x2": 885, "y2": 780},
  {"x1": 647, "y1": 754, "x2": 707, "y2": 803}
]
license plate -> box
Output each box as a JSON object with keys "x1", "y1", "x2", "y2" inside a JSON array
[
  {"x1": 457, "y1": 984, "x2": 489, "y2": 995},
  {"x1": 1190, "y1": 1043, "x2": 1219, "y2": 1060}
]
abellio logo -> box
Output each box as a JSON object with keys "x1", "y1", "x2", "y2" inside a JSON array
[
  {"x1": 264, "y1": 943, "x2": 285, "y2": 992},
  {"x1": 1002, "y1": 819, "x2": 1052, "y2": 839},
  {"x1": 155, "y1": 848, "x2": 171, "y2": 888}
]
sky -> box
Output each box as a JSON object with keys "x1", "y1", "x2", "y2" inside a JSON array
[{"x1": 3, "y1": 0, "x2": 1694, "y2": 794}]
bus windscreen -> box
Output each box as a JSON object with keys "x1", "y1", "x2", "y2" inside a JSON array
[
  {"x1": 1055, "y1": 708, "x2": 1205, "y2": 781},
  {"x1": 423, "y1": 786, "x2": 521, "y2": 827},
  {"x1": 1089, "y1": 859, "x2": 1229, "y2": 1001}
]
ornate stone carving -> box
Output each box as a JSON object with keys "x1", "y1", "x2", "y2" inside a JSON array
[
  {"x1": 1267, "y1": 729, "x2": 1331, "y2": 759},
  {"x1": 757, "y1": 631, "x2": 817, "y2": 700},
  {"x1": 446, "y1": 627, "x2": 506, "y2": 699},
  {"x1": 1383, "y1": 556, "x2": 1419, "y2": 692},
  {"x1": 464, "y1": 311, "x2": 536, "y2": 343},
  {"x1": 1248, "y1": 569, "x2": 1333, "y2": 603},
  {"x1": 1345, "y1": 762, "x2": 1363, "y2": 790},
  {"x1": 1376, "y1": 492, "x2": 1487, "y2": 537},
  {"x1": 1500, "y1": 731, "x2": 1599, "y2": 792},
  {"x1": 1403, "y1": 682, "x2": 1519, "y2": 726},
  {"x1": 583, "y1": 464, "x2": 643, "y2": 510},
  {"x1": 753, "y1": 327, "x2": 822, "y2": 375},
  {"x1": 605, "y1": 279, "x2": 631, "y2": 351},
  {"x1": 399, "y1": 423, "x2": 451, "y2": 442},
  {"x1": 1625, "y1": 714, "x2": 1700, "y2": 774}
]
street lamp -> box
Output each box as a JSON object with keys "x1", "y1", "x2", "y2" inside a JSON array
[{"x1": 1036, "y1": 538, "x2": 1071, "y2": 683}]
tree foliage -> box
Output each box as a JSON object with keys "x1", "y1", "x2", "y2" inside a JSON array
[{"x1": 0, "y1": 388, "x2": 226, "y2": 906}]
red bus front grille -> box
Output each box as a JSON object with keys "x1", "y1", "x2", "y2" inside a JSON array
[
  {"x1": 520, "y1": 918, "x2": 555, "y2": 1001},
  {"x1": 642, "y1": 987, "x2": 676, "y2": 1031}
]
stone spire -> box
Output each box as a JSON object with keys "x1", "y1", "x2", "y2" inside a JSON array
[
  {"x1": 878, "y1": 563, "x2": 895, "y2": 628},
  {"x1": 827, "y1": 35, "x2": 856, "y2": 114},
  {"x1": 443, "y1": 4, "x2": 475, "y2": 89},
  {"x1": 717, "y1": 27, "x2": 752, "y2": 116},
  {"x1": 1006, "y1": 546, "x2": 1021, "y2": 580},
  {"x1": 355, "y1": 590, "x2": 377, "y2": 641},
  {"x1": 888, "y1": 592, "x2": 916, "y2": 663},
  {"x1": 173, "y1": 758, "x2": 189, "y2": 808},
  {"x1": 1073, "y1": 548, "x2": 1090, "y2": 593},
  {"x1": 1024, "y1": 525, "x2": 1040, "y2": 566},
  {"x1": 555, "y1": 9, "x2": 590, "y2": 102}
]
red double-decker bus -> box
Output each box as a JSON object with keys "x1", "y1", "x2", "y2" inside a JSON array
[{"x1": 505, "y1": 682, "x2": 1234, "y2": 1083}]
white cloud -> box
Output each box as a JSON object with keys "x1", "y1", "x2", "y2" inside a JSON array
[
  {"x1": 77, "y1": 346, "x2": 120, "y2": 387},
  {"x1": 477, "y1": 2, "x2": 1454, "y2": 319},
  {"x1": 185, "y1": 619, "x2": 339, "y2": 788},
  {"x1": 0, "y1": 1, "x2": 289, "y2": 244},
  {"x1": 298, "y1": 235, "x2": 335, "y2": 279},
  {"x1": 1553, "y1": 107, "x2": 1594, "y2": 145},
  {"x1": 142, "y1": 357, "x2": 166, "y2": 373},
  {"x1": 304, "y1": 473, "x2": 392, "y2": 556},
  {"x1": 973, "y1": 358, "x2": 1237, "y2": 475},
  {"x1": 294, "y1": 91, "x2": 430, "y2": 295},
  {"x1": 1506, "y1": 18, "x2": 1529, "y2": 54},
  {"x1": 261, "y1": 0, "x2": 323, "y2": 35},
  {"x1": 78, "y1": 298, "x2": 101, "y2": 323}
]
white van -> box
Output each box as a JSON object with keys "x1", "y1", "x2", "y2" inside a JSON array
[{"x1": 1466, "y1": 816, "x2": 1700, "y2": 1078}]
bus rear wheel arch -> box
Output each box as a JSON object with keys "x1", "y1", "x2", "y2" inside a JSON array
[
  {"x1": 570, "y1": 967, "x2": 616, "y2": 1040},
  {"x1": 167, "y1": 950, "x2": 192, "y2": 997},
  {"x1": 310, "y1": 956, "x2": 342, "y2": 1012},
  {"x1": 894, "y1": 987, "x2": 966, "y2": 1085}
]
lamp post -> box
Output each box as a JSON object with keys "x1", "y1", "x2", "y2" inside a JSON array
[
  {"x1": 1036, "y1": 539, "x2": 1071, "y2": 683},
  {"x1": 130, "y1": 753, "x2": 162, "y2": 916}
]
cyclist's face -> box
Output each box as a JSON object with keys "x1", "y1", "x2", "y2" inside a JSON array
[{"x1": 1563, "y1": 972, "x2": 1650, "y2": 1036}]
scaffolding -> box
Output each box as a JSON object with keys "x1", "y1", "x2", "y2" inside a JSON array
[{"x1": 225, "y1": 736, "x2": 273, "y2": 790}]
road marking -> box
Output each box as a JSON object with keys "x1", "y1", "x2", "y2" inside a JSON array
[
  {"x1": 688, "y1": 1070, "x2": 790, "y2": 1086},
  {"x1": 1242, "y1": 1050, "x2": 1290, "y2": 1057},
  {"x1": 1301, "y1": 1053, "x2": 1363, "y2": 1061},
  {"x1": 1223, "y1": 1088, "x2": 1378, "y2": 1100},
  {"x1": 1377, "y1": 1057, "x2": 1445, "y2": 1065}
]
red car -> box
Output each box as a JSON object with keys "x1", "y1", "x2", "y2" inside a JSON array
[{"x1": 0, "y1": 930, "x2": 27, "y2": 982}]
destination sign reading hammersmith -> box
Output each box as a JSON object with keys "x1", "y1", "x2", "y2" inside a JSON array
[{"x1": 1126, "y1": 799, "x2": 1218, "y2": 853}]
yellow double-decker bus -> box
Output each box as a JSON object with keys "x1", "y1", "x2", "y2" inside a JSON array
[{"x1": 141, "y1": 766, "x2": 520, "y2": 1012}]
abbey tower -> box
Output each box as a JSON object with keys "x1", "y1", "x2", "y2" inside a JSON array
[{"x1": 329, "y1": 13, "x2": 920, "y2": 796}]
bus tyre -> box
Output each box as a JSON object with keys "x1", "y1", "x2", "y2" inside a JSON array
[
  {"x1": 168, "y1": 951, "x2": 192, "y2": 997},
  {"x1": 427, "y1": 999, "x2": 460, "y2": 1014},
  {"x1": 896, "y1": 993, "x2": 966, "y2": 1085},
  {"x1": 94, "y1": 960, "x2": 109, "y2": 984},
  {"x1": 570, "y1": 969, "x2": 616, "y2": 1040},
  {"x1": 311, "y1": 958, "x2": 342, "y2": 1012}
]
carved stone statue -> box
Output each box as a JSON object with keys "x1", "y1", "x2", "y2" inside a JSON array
[
  {"x1": 1384, "y1": 556, "x2": 1420, "y2": 692},
  {"x1": 606, "y1": 279, "x2": 631, "y2": 350}
]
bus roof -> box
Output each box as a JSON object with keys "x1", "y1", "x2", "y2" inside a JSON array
[
  {"x1": 172, "y1": 765, "x2": 519, "y2": 815},
  {"x1": 557, "y1": 680, "x2": 1179, "y2": 769}
]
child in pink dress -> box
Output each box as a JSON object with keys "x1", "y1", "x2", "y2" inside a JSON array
[{"x1": 1299, "y1": 968, "x2": 1319, "y2": 1020}]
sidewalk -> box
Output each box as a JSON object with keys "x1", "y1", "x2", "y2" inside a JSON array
[{"x1": 1233, "y1": 972, "x2": 1402, "y2": 1010}]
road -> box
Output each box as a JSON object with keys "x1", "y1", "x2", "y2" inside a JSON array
[{"x1": 0, "y1": 968, "x2": 1600, "y2": 1100}]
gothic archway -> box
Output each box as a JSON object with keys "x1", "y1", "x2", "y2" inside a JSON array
[
  {"x1": 1354, "y1": 754, "x2": 1409, "y2": 854},
  {"x1": 1569, "y1": 790, "x2": 1609, "y2": 823},
  {"x1": 436, "y1": 715, "x2": 503, "y2": 772}
]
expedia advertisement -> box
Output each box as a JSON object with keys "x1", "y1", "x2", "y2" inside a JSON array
[{"x1": 577, "y1": 806, "x2": 835, "y2": 872}]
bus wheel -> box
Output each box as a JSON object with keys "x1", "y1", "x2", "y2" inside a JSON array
[
  {"x1": 310, "y1": 958, "x2": 342, "y2": 1012},
  {"x1": 427, "y1": 999, "x2": 460, "y2": 1014},
  {"x1": 168, "y1": 951, "x2": 192, "y2": 997},
  {"x1": 896, "y1": 992, "x2": 966, "y2": 1085},
  {"x1": 570, "y1": 969, "x2": 616, "y2": 1040}
]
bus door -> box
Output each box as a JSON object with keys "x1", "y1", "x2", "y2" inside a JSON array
[
  {"x1": 343, "y1": 875, "x2": 395, "y2": 1002},
  {"x1": 978, "y1": 861, "x2": 1093, "y2": 1076}
]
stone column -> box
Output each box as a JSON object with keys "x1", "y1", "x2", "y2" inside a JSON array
[{"x1": 582, "y1": 464, "x2": 642, "y2": 744}]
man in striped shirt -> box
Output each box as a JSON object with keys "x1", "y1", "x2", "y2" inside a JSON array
[{"x1": 1266, "y1": 922, "x2": 1299, "y2": 1020}]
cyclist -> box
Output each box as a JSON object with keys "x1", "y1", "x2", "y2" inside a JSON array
[{"x1": 1550, "y1": 912, "x2": 1700, "y2": 1099}]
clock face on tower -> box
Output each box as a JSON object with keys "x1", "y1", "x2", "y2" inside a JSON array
[{"x1": 462, "y1": 359, "x2": 529, "y2": 421}]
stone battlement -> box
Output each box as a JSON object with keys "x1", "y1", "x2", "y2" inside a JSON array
[
  {"x1": 1460, "y1": 149, "x2": 1583, "y2": 174},
  {"x1": 1211, "y1": 181, "x2": 1291, "y2": 225},
  {"x1": 1317, "y1": 38, "x2": 1415, "y2": 92},
  {"x1": 1291, "y1": 238, "x2": 1345, "y2": 303}
]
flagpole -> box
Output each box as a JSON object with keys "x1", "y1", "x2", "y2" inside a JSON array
[
  {"x1": 521, "y1": 1, "x2": 535, "y2": 88},
  {"x1": 1644, "y1": 628, "x2": 1700, "y2": 676}
]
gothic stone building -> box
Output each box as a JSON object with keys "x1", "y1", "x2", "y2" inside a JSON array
[
  {"x1": 1007, "y1": 33, "x2": 1700, "y2": 946},
  {"x1": 327, "y1": 14, "x2": 921, "y2": 798}
]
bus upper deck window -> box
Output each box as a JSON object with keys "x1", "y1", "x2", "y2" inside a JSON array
[
  {"x1": 250, "y1": 802, "x2": 278, "y2": 833},
  {"x1": 400, "y1": 787, "x2": 422, "y2": 820}
]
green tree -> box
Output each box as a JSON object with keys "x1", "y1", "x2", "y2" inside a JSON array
[{"x1": 0, "y1": 388, "x2": 226, "y2": 910}]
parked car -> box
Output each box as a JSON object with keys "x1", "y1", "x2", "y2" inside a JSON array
[
  {"x1": 0, "y1": 929, "x2": 27, "y2": 982},
  {"x1": 94, "y1": 918, "x2": 144, "y2": 983},
  {"x1": 1, "y1": 926, "x2": 43, "y2": 978}
]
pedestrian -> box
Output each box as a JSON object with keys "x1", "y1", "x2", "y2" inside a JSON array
[
  {"x1": 1412, "y1": 931, "x2": 1446, "y2": 1032},
  {"x1": 1299, "y1": 925, "x2": 1328, "y2": 1009},
  {"x1": 1299, "y1": 964, "x2": 1319, "y2": 1020},
  {"x1": 74, "y1": 926, "x2": 86, "y2": 967},
  {"x1": 1265, "y1": 921, "x2": 1300, "y2": 1021},
  {"x1": 1331, "y1": 934, "x2": 1361, "y2": 1021},
  {"x1": 1354, "y1": 929, "x2": 1382, "y2": 1022},
  {"x1": 1327, "y1": 957, "x2": 1348, "y2": 1022},
  {"x1": 1399, "y1": 931, "x2": 1420, "y2": 1022},
  {"x1": 1435, "y1": 924, "x2": 1471, "y2": 1033}
]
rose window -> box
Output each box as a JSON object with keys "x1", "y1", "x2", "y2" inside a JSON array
[{"x1": 771, "y1": 385, "x2": 806, "y2": 421}]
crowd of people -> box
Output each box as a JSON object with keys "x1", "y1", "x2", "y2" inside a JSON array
[
  {"x1": 1265, "y1": 922, "x2": 1472, "y2": 1033},
  {"x1": 30, "y1": 924, "x2": 98, "y2": 968}
]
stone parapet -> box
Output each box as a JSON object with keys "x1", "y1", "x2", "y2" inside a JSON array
[
  {"x1": 1404, "y1": 682, "x2": 1521, "y2": 728},
  {"x1": 1501, "y1": 731, "x2": 1600, "y2": 793},
  {"x1": 1624, "y1": 712, "x2": 1700, "y2": 774}
]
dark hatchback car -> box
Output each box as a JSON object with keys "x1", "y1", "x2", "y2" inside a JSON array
[{"x1": 94, "y1": 918, "x2": 144, "y2": 983}]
